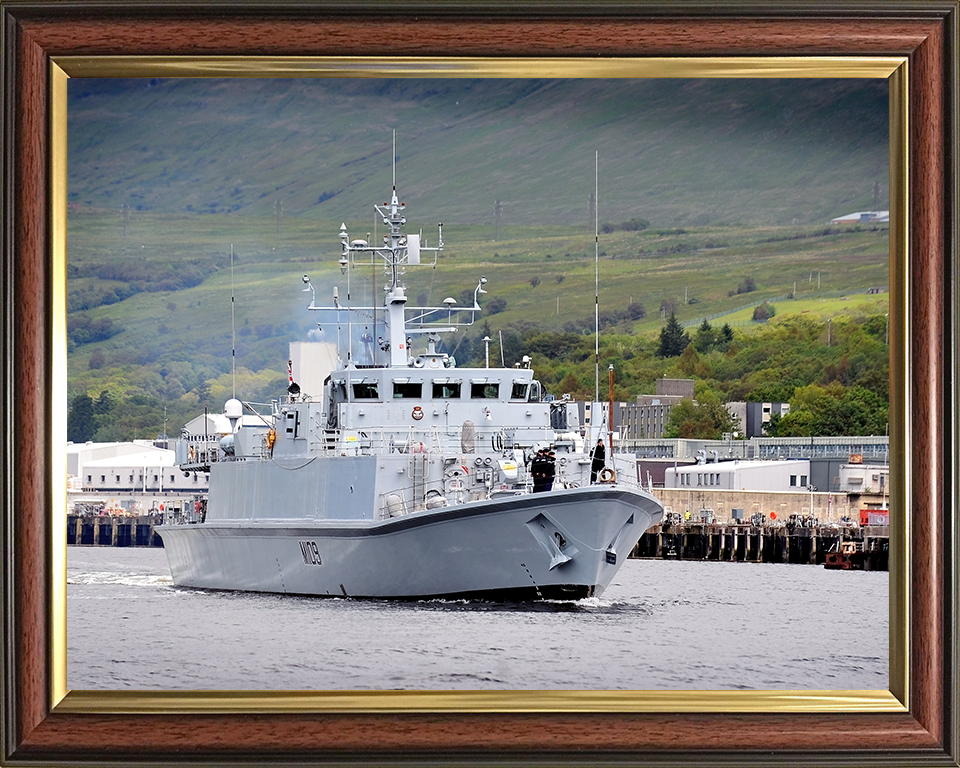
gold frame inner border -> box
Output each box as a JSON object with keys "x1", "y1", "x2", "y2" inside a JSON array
[{"x1": 50, "y1": 55, "x2": 909, "y2": 716}]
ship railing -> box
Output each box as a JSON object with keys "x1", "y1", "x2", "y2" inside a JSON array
[
  {"x1": 324, "y1": 425, "x2": 560, "y2": 456},
  {"x1": 176, "y1": 438, "x2": 222, "y2": 472},
  {"x1": 378, "y1": 479, "x2": 528, "y2": 520},
  {"x1": 376, "y1": 460, "x2": 646, "y2": 520}
]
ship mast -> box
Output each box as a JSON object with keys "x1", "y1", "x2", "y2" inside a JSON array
[
  {"x1": 308, "y1": 140, "x2": 491, "y2": 370},
  {"x1": 380, "y1": 185, "x2": 414, "y2": 367}
]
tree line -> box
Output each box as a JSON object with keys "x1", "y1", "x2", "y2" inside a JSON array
[{"x1": 67, "y1": 309, "x2": 889, "y2": 442}]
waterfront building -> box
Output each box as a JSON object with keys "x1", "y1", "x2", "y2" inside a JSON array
[
  {"x1": 664, "y1": 458, "x2": 811, "y2": 492},
  {"x1": 726, "y1": 401, "x2": 791, "y2": 438},
  {"x1": 617, "y1": 378, "x2": 696, "y2": 440},
  {"x1": 67, "y1": 441, "x2": 210, "y2": 507},
  {"x1": 624, "y1": 435, "x2": 889, "y2": 464},
  {"x1": 838, "y1": 462, "x2": 890, "y2": 495}
]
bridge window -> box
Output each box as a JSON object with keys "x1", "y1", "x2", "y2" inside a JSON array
[
  {"x1": 510, "y1": 383, "x2": 529, "y2": 400},
  {"x1": 352, "y1": 382, "x2": 379, "y2": 399},
  {"x1": 471, "y1": 383, "x2": 500, "y2": 399},
  {"x1": 432, "y1": 382, "x2": 461, "y2": 399},
  {"x1": 393, "y1": 382, "x2": 422, "y2": 399}
]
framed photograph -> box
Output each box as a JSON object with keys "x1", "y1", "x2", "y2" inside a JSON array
[{"x1": 2, "y1": 3, "x2": 957, "y2": 765}]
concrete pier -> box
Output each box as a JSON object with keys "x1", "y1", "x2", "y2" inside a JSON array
[{"x1": 632, "y1": 521, "x2": 888, "y2": 570}]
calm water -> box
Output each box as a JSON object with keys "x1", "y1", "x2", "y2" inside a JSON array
[{"x1": 67, "y1": 546, "x2": 888, "y2": 691}]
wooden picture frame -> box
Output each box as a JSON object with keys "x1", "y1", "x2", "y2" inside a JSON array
[{"x1": 2, "y1": 2, "x2": 957, "y2": 765}]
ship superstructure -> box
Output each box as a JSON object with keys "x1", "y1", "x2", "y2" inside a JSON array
[{"x1": 158, "y1": 165, "x2": 663, "y2": 600}]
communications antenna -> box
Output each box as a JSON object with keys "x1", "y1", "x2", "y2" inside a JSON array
[
  {"x1": 594, "y1": 151, "x2": 600, "y2": 405},
  {"x1": 230, "y1": 243, "x2": 236, "y2": 398}
]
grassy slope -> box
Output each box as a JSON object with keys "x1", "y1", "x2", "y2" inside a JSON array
[
  {"x1": 68, "y1": 78, "x2": 888, "y2": 226},
  {"x1": 67, "y1": 214, "x2": 888, "y2": 384}
]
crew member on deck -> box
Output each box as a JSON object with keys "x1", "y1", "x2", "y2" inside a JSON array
[
  {"x1": 543, "y1": 450, "x2": 557, "y2": 491},
  {"x1": 531, "y1": 449, "x2": 548, "y2": 493},
  {"x1": 590, "y1": 439, "x2": 606, "y2": 484}
]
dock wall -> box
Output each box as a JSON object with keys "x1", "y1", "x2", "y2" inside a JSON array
[
  {"x1": 632, "y1": 521, "x2": 889, "y2": 570},
  {"x1": 652, "y1": 488, "x2": 885, "y2": 524},
  {"x1": 67, "y1": 514, "x2": 165, "y2": 548}
]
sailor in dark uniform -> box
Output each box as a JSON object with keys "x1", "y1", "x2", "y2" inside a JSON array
[
  {"x1": 590, "y1": 439, "x2": 606, "y2": 483},
  {"x1": 530, "y1": 449, "x2": 547, "y2": 493},
  {"x1": 543, "y1": 450, "x2": 557, "y2": 491}
]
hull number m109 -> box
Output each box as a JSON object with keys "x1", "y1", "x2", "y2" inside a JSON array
[{"x1": 299, "y1": 540, "x2": 322, "y2": 566}]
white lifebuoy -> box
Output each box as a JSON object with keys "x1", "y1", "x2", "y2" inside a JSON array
[{"x1": 599, "y1": 467, "x2": 616, "y2": 483}]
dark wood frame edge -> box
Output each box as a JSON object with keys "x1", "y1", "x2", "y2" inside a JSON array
[{"x1": 2, "y1": 3, "x2": 957, "y2": 765}]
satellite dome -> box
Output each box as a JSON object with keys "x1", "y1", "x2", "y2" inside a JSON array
[{"x1": 224, "y1": 399, "x2": 243, "y2": 420}]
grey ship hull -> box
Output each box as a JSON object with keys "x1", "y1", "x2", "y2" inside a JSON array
[{"x1": 157, "y1": 486, "x2": 660, "y2": 600}]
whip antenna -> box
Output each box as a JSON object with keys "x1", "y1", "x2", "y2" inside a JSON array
[
  {"x1": 594, "y1": 151, "x2": 600, "y2": 406},
  {"x1": 231, "y1": 243, "x2": 236, "y2": 399}
]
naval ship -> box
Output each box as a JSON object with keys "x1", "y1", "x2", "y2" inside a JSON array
[{"x1": 158, "y1": 173, "x2": 663, "y2": 600}]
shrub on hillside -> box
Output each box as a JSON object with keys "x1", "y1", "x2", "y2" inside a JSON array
[
  {"x1": 486, "y1": 296, "x2": 507, "y2": 314},
  {"x1": 731, "y1": 276, "x2": 758, "y2": 296},
  {"x1": 752, "y1": 302, "x2": 776, "y2": 321}
]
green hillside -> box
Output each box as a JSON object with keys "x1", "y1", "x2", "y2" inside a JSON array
[{"x1": 68, "y1": 78, "x2": 888, "y2": 226}]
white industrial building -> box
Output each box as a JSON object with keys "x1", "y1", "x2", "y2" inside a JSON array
[
  {"x1": 664, "y1": 459, "x2": 812, "y2": 492},
  {"x1": 67, "y1": 440, "x2": 163, "y2": 478},
  {"x1": 67, "y1": 440, "x2": 209, "y2": 494},
  {"x1": 837, "y1": 463, "x2": 890, "y2": 495}
]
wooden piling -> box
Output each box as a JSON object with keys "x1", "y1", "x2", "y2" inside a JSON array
[
  {"x1": 67, "y1": 513, "x2": 165, "y2": 548},
  {"x1": 632, "y1": 521, "x2": 886, "y2": 570}
]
